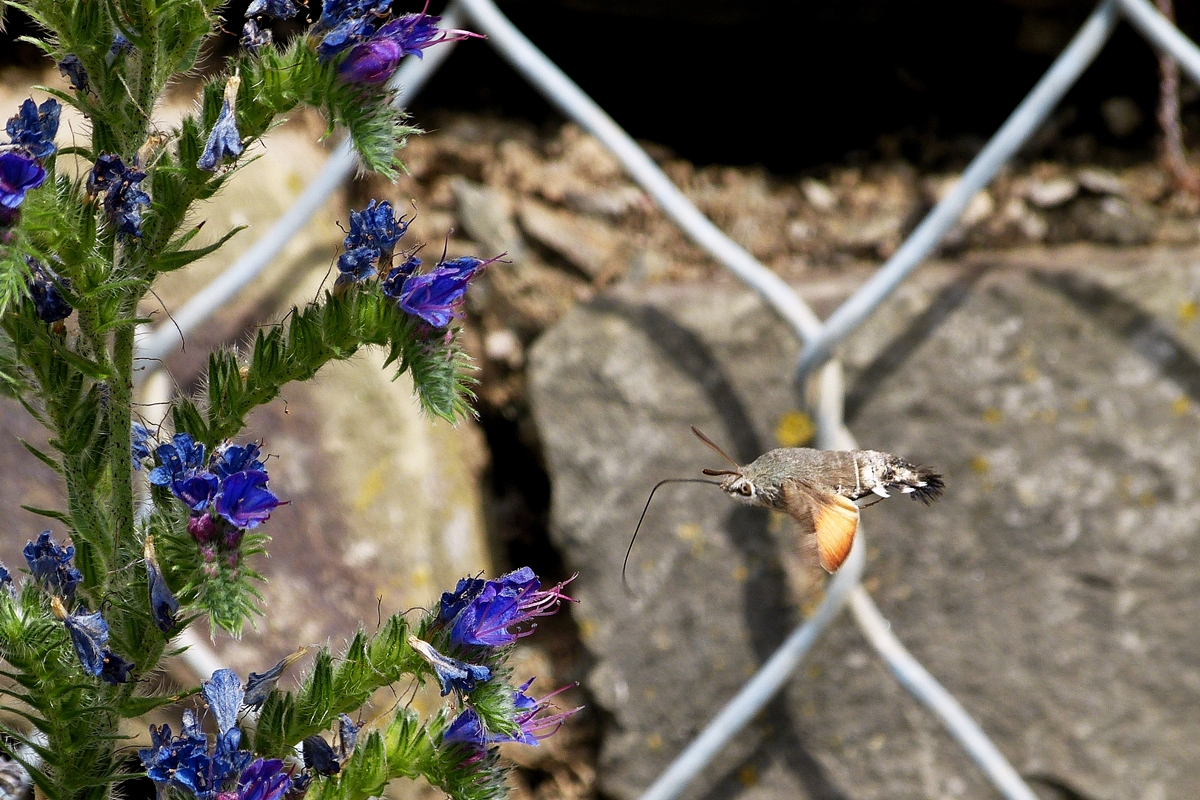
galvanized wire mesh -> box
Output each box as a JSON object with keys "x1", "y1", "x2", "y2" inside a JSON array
[{"x1": 132, "y1": 0, "x2": 1200, "y2": 797}]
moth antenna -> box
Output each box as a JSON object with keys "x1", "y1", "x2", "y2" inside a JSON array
[
  {"x1": 691, "y1": 426, "x2": 740, "y2": 469},
  {"x1": 702, "y1": 468, "x2": 740, "y2": 477},
  {"x1": 623, "y1": 478, "x2": 723, "y2": 595}
]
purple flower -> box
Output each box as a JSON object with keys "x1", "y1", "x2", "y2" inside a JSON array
[
  {"x1": 408, "y1": 636, "x2": 492, "y2": 696},
  {"x1": 6, "y1": 98, "x2": 60, "y2": 159},
  {"x1": 242, "y1": 20, "x2": 273, "y2": 51},
  {"x1": 214, "y1": 470, "x2": 281, "y2": 529},
  {"x1": 443, "y1": 679, "x2": 580, "y2": 748},
  {"x1": 0, "y1": 562, "x2": 13, "y2": 598},
  {"x1": 380, "y1": 254, "x2": 420, "y2": 299},
  {"x1": 198, "y1": 77, "x2": 243, "y2": 172},
  {"x1": 87, "y1": 154, "x2": 149, "y2": 239},
  {"x1": 338, "y1": 12, "x2": 477, "y2": 83},
  {"x1": 236, "y1": 759, "x2": 291, "y2": 800},
  {"x1": 25, "y1": 257, "x2": 73, "y2": 323},
  {"x1": 338, "y1": 13, "x2": 481, "y2": 84},
  {"x1": 246, "y1": 0, "x2": 297, "y2": 18},
  {"x1": 0, "y1": 151, "x2": 46, "y2": 210},
  {"x1": 23, "y1": 530, "x2": 82, "y2": 600},
  {"x1": 395, "y1": 256, "x2": 491, "y2": 328},
  {"x1": 441, "y1": 567, "x2": 575, "y2": 648},
  {"x1": 243, "y1": 647, "x2": 308, "y2": 709},
  {"x1": 57, "y1": 55, "x2": 89, "y2": 93},
  {"x1": 144, "y1": 538, "x2": 179, "y2": 633}
]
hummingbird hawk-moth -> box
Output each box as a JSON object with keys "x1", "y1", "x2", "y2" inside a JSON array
[{"x1": 625, "y1": 428, "x2": 944, "y2": 583}]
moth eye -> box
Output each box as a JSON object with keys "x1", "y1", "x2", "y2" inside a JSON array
[{"x1": 739, "y1": 484, "x2": 753, "y2": 496}]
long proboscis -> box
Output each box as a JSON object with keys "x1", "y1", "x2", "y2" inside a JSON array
[{"x1": 623, "y1": 478, "x2": 723, "y2": 594}]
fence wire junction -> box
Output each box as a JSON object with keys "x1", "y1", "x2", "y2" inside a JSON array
[{"x1": 130, "y1": 1, "x2": 1200, "y2": 798}]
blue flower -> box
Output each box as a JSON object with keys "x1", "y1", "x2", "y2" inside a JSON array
[
  {"x1": 441, "y1": 567, "x2": 575, "y2": 648},
  {"x1": 335, "y1": 246, "x2": 380, "y2": 289},
  {"x1": 311, "y1": 0, "x2": 391, "y2": 60},
  {"x1": 100, "y1": 649, "x2": 135, "y2": 685},
  {"x1": 380, "y1": 254, "x2": 421, "y2": 299},
  {"x1": 139, "y1": 714, "x2": 210, "y2": 788},
  {"x1": 243, "y1": 647, "x2": 308, "y2": 709},
  {"x1": 246, "y1": 0, "x2": 297, "y2": 18},
  {"x1": 150, "y1": 433, "x2": 218, "y2": 512},
  {"x1": 6, "y1": 98, "x2": 60, "y2": 159},
  {"x1": 57, "y1": 55, "x2": 89, "y2": 93},
  {"x1": 211, "y1": 441, "x2": 266, "y2": 480},
  {"x1": 241, "y1": 20, "x2": 273, "y2": 51},
  {"x1": 106, "y1": 33, "x2": 134, "y2": 65},
  {"x1": 144, "y1": 537, "x2": 179, "y2": 633},
  {"x1": 214, "y1": 470, "x2": 281, "y2": 529},
  {"x1": 197, "y1": 77, "x2": 244, "y2": 172},
  {"x1": 51, "y1": 597, "x2": 132, "y2": 683},
  {"x1": 23, "y1": 530, "x2": 82, "y2": 600},
  {"x1": 140, "y1": 672, "x2": 256, "y2": 798},
  {"x1": 395, "y1": 256, "x2": 491, "y2": 328},
  {"x1": 0, "y1": 151, "x2": 46, "y2": 210},
  {"x1": 25, "y1": 257, "x2": 73, "y2": 323},
  {"x1": 203, "y1": 668, "x2": 245, "y2": 737},
  {"x1": 338, "y1": 13, "x2": 481, "y2": 84},
  {"x1": 408, "y1": 636, "x2": 492, "y2": 696},
  {"x1": 87, "y1": 154, "x2": 149, "y2": 239},
  {"x1": 0, "y1": 562, "x2": 13, "y2": 598},
  {"x1": 443, "y1": 679, "x2": 579, "y2": 749},
  {"x1": 337, "y1": 713, "x2": 360, "y2": 759},
  {"x1": 236, "y1": 759, "x2": 291, "y2": 800},
  {"x1": 345, "y1": 200, "x2": 408, "y2": 259},
  {"x1": 132, "y1": 422, "x2": 153, "y2": 470},
  {"x1": 302, "y1": 735, "x2": 340, "y2": 776}
]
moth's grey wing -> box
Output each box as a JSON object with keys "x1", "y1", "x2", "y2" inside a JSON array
[{"x1": 778, "y1": 478, "x2": 861, "y2": 573}]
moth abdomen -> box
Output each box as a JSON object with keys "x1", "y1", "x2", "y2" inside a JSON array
[{"x1": 852, "y1": 451, "x2": 944, "y2": 505}]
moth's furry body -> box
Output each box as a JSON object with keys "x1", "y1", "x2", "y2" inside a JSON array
[
  {"x1": 694, "y1": 428, "x2": 944, "y2": 572},
  {"x1": 720, "y1": 448, "x2": 944, "y2": 508}
]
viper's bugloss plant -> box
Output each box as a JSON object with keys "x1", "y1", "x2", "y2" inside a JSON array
[{"x1": 0, "y1": 0, "x2": 576, "y2": 795}]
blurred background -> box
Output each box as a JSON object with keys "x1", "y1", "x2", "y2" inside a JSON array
[{"x1": 4, "y1": 1, "x2": 1200, "y2": 798}]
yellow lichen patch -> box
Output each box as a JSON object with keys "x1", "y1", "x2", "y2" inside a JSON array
[
  {"x1": 352, "y1": 460, "x2": 388, "y2": 511},
  {"x1": 1172, "y1": 396, "x2": 1189, "y2": 416},
  {"x1": 775, "y1": 410, "x2": 815, "y2": 447},
  {"x1": 1021, "y1": 365, "x2": 1041, "y2": 383},
  {"x1": 981, "y1": 407, "x2": 1002, "y2": 424},
  {"x1": 1072, "y1": 397, "x2": 1090, "y2": 413},
  {"x1": 675, "y1": 523, "x2": 701, "y2": 542},
  {"x1": 970, "y1": 455, "x2": 990, "y2": 474},
  {"x1": 732, "y1": 564, "x2": 750, "y2": 582},
  {"x1": 578, "y1": 618, "x2": 597, "y2": 641},
  {"x1": 1138, "y1": 491, "x2": 1157, "y2": 508},
  {"x1": 737, "y1": 767, "x2": 759, "y2": 787},
  {"x1": 647, "y1": 733, "x2": 663, "y2": 751},
  {"x1": 1180, "y1": 300, "x2": 1198, "y2": 324}
]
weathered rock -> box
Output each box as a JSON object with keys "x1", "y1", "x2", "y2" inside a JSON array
[
  {"x1": 528, "y1": 246, "x2": 1200, "y2": 800},
  {"x1": 1071, "y1": 196, "x2": 1159, "y2": 245},
  {"x1": 519, "y1": 200, "x2": 629, "y2": 285}
]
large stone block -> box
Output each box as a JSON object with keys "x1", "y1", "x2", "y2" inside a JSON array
[{"x1": 528, "y1": 246, "x2": 1200, "y2": 800}]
